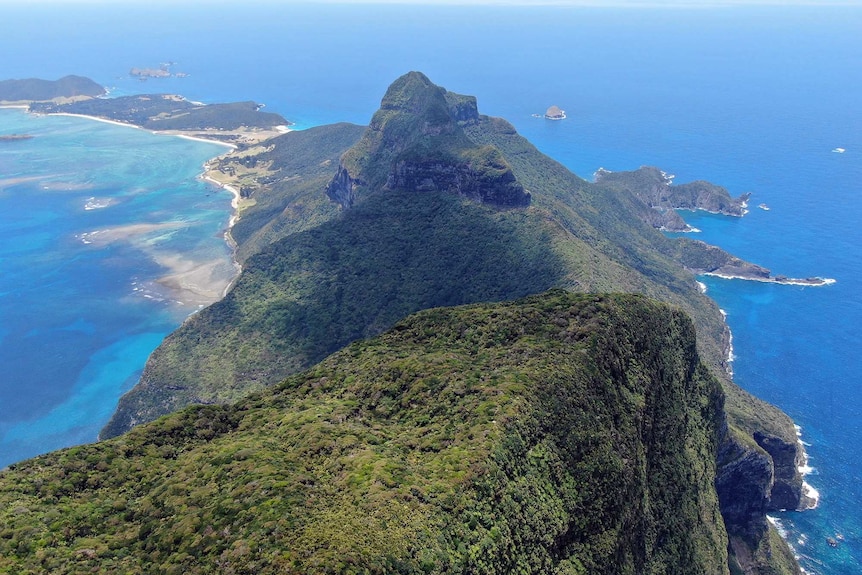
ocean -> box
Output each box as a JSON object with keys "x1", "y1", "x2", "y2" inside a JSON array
[{"x1": 0, "y1": 3, "x2": 859, "y2": 573}]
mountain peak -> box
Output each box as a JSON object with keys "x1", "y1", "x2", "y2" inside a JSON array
[{"x1": 326, "y1": 72, "x2": 529, "y2": 208}]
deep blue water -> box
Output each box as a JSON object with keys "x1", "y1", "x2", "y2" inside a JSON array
[{"x1": 1, "y1": 4, "x2": 860, "y2": 573}]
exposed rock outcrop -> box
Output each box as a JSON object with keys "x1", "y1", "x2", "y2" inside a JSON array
[{"x1": 326, "y1": 71, "x2": 530, "y2": 208}]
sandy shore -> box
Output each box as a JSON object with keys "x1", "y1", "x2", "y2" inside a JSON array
[
  {"x1": 165, "y1": 133, "x2": 236, "y2": 149},
  {"x1": 0, "y1": 175, "x2": 47, "y2": 189},
  {"x1": 49, "y1": 112, "x2": 146, "y2": 131},
  {"x1": 153, "y1": 253, "x2": 239, "y2": 305}
]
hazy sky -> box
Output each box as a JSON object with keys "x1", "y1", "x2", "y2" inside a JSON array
[{"x1": 4, "y1": 0, "x2": 862, "y2": 5}]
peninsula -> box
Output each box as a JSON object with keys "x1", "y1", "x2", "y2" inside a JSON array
[
  {"x1": 29, "y1": 94, "x2": 291, "y2": 146},
  {"x1": 595, "y1": 166, "x2": 750, "y2": 227}
]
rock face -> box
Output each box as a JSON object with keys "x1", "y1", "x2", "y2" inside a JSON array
[
  {"x1": 326, "y1": 71, "x2": 530, "y2": 208},
  {"x1": 716, "y1": 431, "x2": 774, "y2": 544},
  {"x1": 716, "y1": 427, "x2": 804, "y2": 575},
  {"x1": 324, "y1": 162, "x2": 364, "y2": 207},
  {"x1": 596, "y1": 166, "x2": 750, "y2": 231},
  {"x1": 386, "y1": 153, "x2": 530, "y2": 206},
  {"x1": 755, "y1": 431, "x2": 807, "y2": 511}
]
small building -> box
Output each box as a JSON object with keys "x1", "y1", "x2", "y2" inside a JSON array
[{"x1": 544, "y1": 105, "x2": 566, "y2": 120}]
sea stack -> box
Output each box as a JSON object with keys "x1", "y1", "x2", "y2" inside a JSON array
[{"x1": 545, "y1": 105, "x2": 566, "y2": 120}]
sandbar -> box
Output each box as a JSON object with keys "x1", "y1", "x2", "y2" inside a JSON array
[
  {"x1": 79, "y1": 221, "x2": 186, "y2": 246},
  {"x1": 153, "y1": 253, "x2": 239, "y2": 305}
]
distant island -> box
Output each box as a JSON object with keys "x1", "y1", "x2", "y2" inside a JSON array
[
  {"x1": 544, "y1": 104, "x2": 566, "y2": 120},
  {"x1": 130, "y1": 62, "x2": 189, "y2": 79},
  {"x1": 532, "y1": 104, "x2": 567, "y2": 120}
]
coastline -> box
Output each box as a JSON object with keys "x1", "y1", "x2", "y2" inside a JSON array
[
  {"x1": 702, "y1": 271, "x2": 836, "y2": 287},
  {"x1": 48, "y1": 111, "x2": 149, "y2": 132},
  {"x1": 200, "y1": 171, "x2": 245, "y2": 298},
  {"x1": 8, "y1": 104, "x2": 253, "y2": 305}
]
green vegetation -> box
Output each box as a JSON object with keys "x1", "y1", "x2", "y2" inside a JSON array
[
  {"x1": 596, "y1": 167, "x2": 751, "y2": 231},
  {"x1": 29, "y1": 95, "x2": 288, "y2": 131},
  {"x1": 222, "y1": 122, "x2": 367, "y2": 261},
  {"x1": 94, "y1": 72, "x2": 801, "y2": 573},
  {"x1": 329, "y1": 72, "x2": 530, "y2": 208},
  {"x1": 0, "y1": 292, "x2": 729, "y2": 574},
  {"x1": 0, "y1": 75, "x2": 105, "y2": 102}
]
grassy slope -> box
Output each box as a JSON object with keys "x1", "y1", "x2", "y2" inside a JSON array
[
  {"x1": 228, "y1": 123, "x2": 367, "y2": 261},
  {"x1": 1, "y1": 292, "x2": 728, "y2": 575}
]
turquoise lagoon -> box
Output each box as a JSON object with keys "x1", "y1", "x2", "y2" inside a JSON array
[{"x1": 0, "y1": 109, "x2": 235, "y2": 466}]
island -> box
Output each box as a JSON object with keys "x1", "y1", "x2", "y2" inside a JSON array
[
  {"x1": 29, "y1": 94, "x2": 291, "y2": 146},
  {"x1": 129, "y1": 62, "x2": 189, "y2": 79},
  {"x1": 544, "y1": 104, "x2": 566, "y2": 119},
  {"x1": 0, "y1": 72, "x2": 819, "y2": 575}
]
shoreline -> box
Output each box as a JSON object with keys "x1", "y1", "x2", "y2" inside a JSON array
[
  {"x1": 48, "y1": 111, "x2": 147, "y2": 131},
  {"x1": 166, "y1": 132, "x2": 236, "y2": 149},
  {"x1": 200, "y1": 171, "x2": 245, "y2": 298},
  {"x1": 8, "y1": 104, "x2": 249, "y2": 303},
  {"x1": 701, "y1": 272, "x2": 836, "y2": 287}
]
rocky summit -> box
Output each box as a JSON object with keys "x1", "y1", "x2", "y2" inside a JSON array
[{"x1": 326, "y1": 71, "x2": 531, "y2": 208}]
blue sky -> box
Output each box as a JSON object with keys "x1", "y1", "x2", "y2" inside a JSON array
[{"x1": 5, "y1": 0, "x2": 862, "y2": 5}]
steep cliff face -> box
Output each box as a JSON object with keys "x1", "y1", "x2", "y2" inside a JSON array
[
  {"x1": 0, "y1": 292, "x2": 729, "y2": 575},
  {"x1": 715, "y1": 401, "x2": 806, "y2": 574},
  {"x1": 326, "y1": 71, "x2": 530, "y2": 208},
  {"x1": 756, "y1": 431, "x2": 807, "y2": 511}
]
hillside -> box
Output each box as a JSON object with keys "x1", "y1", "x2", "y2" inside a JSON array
[
  {"x1": 1, "y1": 292, "x2": 730, "y2": 574},
  {"x1": 100, "y1": 72, "x2": 803, "y2": 573},
  {"x1": 596, "y1": 167, "x2": 751, "y2": 231},
  {"x1": 0, "y1": 75, "x2": 105, "y2": 103}
]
